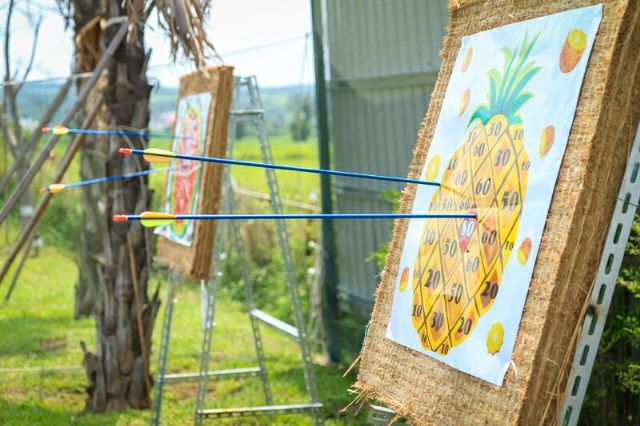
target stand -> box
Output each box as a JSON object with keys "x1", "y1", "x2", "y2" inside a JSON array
[{"x1": 365, "y1": 121, "x2": 640, "y2": 425}]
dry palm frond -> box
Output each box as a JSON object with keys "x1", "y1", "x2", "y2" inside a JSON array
[
  {"x1": 153, "y1": 0, "x2": 218, "y2": 68},
  {"x1": 61, "y1": 0, "x2": 216, "y2": 68},
  {"x1": 124, "y1": 0, "x2": 147, "y2": 45}
]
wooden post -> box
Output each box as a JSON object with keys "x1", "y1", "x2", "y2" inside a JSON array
[
  {"x1": 127, "y1": 233, "x2": 151, "y2": 392},
  {"x1": 311, "y1": 0, "x2": 341, "y2": 363}
]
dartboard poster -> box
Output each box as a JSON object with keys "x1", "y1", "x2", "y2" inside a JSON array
[
  {"x1": 156, "y1": 93, "x2": 212, "y2": 246},
  {"x1": 155, "y1": 66, "x2": 234, "y2": 280},
  {"x1": 385, "y1": 5, "x2": 602, "y2": 386}
]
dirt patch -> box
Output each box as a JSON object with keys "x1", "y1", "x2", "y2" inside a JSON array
[{"x1": 40, "y1": 338, "x2": 67, "y2": 352}]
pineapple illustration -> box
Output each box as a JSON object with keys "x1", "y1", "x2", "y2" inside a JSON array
[{"x1": 409, "y1": 34, "x2": 540, "y2": 355}]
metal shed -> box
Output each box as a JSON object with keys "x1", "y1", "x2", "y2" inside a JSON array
[{"x1": 315, "y1": 1, "x2": 449, "y2": 316}]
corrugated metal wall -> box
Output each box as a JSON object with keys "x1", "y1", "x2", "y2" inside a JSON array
[{"x1": 324, "y1": 0, "x2": 448, "y2": 314}]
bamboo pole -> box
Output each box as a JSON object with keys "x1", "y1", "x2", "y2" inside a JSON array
[
  {"x1": 127, "y1": 234, "x2": 151, "y2": 392},
  {"x1": 0, "y1": 21, "x2": 127, "y2": 226},
  {"x1": 0, "y1": 97, "x2": 103, "y2": 292},
  {"x1": 3, "y1": 230, "x2": 34, "y2": 302},
  {"x1": 0, "y1": 77, "x2": 74, "y2": 194}
]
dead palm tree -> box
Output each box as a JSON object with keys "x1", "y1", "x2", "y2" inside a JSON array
[{"x1": 59, "y1": 0, "x2": 216, "y2": 411}]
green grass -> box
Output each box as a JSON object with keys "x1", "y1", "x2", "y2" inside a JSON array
[
  {"x1": 148, "y1": 135, "x2": 320, "y2": 211},
  {"x1": 0, "y1": 249, "x2": 364, "y2": 425},
  {"x1": 231, "y1": 135, "x2": 320, "y2": 200},
  {"x1": 2, "y1": 135, "x2": 319, "y2": 249}
]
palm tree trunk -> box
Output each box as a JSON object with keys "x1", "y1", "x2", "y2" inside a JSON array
[
  {"x1": 73, "y1": 3, "x2": 108, "y2": 319},
  {"x1": 73, "y1": 0, "x2": 160, "y2": 411}
]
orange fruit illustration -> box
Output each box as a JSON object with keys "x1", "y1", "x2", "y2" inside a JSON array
[
  {"x1": 410, "y1": 34, "x2": 540, "y2": 355},
  {"x1": 539, "y1": 125, "x2": 555, "y2": 158},
  {"x1": 399, "y1": 267, "x2": 410, "y2": 292},
  {"x1": 461, "y1": 47, "x2": 473, "y2": 72},
  {"x1": 458, "y1": 89, "x2": 471, "y2": 116},
  {"x1": 560, "y1": 29, "x2": 587, "y2": 73},
  {"x1": 517, "y1": 238, "x2": 532, "y2": 265}
]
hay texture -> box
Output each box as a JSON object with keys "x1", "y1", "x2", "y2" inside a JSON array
[
  {"x1": 355, "y1": 1, "x2": 640, "y2": 424},
  {"x1": 156, "y1": 66, "x2": 233, "y2": 280}
]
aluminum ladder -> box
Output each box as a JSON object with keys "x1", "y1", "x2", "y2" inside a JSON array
[{"x1": 150, "y1": 76, "x2": 322, "y2": 425}]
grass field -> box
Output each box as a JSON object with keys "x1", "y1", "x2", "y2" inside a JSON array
[
  {"x1": 147, "y1": 135, "x2": 321, "y2": 212},
  {"x1": 0, "y1": 135, "x2": 367, "y2": 425},
  {"x1": 0, "y1": 246, "x2": 364, "y2": 425}
]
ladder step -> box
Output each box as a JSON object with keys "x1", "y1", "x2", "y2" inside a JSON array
[
  {"x1": 231, "y1": 109, "x2": 264, "y2": 116},
  {"x1": 367, "y1": 404, "x2": 397, "y2": 425},
  {"x1": 161, "y1": 367, "x2": 261, "y2": 383},
  {"x1": 197, "y1": 402, "x2": 323, "y2": 418},
  {"x1": 250, "y1": 309, "x2": 298, "y2": 340}
]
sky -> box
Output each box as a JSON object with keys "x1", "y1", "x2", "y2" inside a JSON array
[{"x1": 2, "y1": 0, "x2": 314, "y2": 88}]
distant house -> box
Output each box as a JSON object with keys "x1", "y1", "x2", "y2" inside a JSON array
[{"x1": 314, "y1": 1, "x2": 449, "y2": 320}]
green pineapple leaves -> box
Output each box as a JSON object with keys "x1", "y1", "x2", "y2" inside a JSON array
[
  {"x1": 468, "y1": 106, "x2": 492, "y2": 126},
  {"x1": 467, "y1": 32, "x2": 541, "y2": 127}
]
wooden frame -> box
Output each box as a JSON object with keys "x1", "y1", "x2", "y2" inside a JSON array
[
  {"x1": 354, "y1": 1, "x2": 640, "y2": 424},
  {"x1": 156, "y1": 66, "x2": 234, "y2": 280}
]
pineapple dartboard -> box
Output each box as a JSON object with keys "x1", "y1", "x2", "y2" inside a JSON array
[
  {"x1": 385, "y1": 5, "x2": 602, "y2": 386},
  {"x1": 412, "y1": 36, "x2": 537, "y2": 355}
]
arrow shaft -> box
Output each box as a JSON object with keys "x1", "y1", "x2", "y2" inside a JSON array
[
  {"x1": 62, "y1": 165, "x2": 186, "y2": 189},
  {"x1": 125, "y1": 213, "x2": 476, "y2": 221},
  {"x1": 50, "y1": 128, "x2": 188, "y2": 139},
  {"x1": 127, "y1": 148, "x2": 439, "y2": 187}
]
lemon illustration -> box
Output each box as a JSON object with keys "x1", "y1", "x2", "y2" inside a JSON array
[
  {"x1": 487, "y1": 322, "x2": 505, "y2": 355},
  {"x1": 425, "y1": 154, "x2": 441, "y2": 181}
]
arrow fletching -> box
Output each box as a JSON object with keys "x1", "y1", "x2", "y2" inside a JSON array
[
  {"x1": 41, "y1": 184, "x2": 66, "y2": 194},
  {"x1": 120, "y1": 148, "x2": 175, "y2": 163},
  {"x1": 140, "y1": 211, "x2": 176, "y2": 227},
  {"x1": 113, "y1": 212, "x2": 176, "y2": 227},
  {"x1": 42, "y1": 125, "x2": 70, "y2": 135}
]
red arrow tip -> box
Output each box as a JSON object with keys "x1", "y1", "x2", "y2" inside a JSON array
[
  {"x1": 119, "y1": 148, "x2": 133, "y2": 155},
  {"x1": 113, "y1": 214, "x2": 128, "y2": 222}
]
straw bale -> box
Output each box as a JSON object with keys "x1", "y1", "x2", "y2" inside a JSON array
[{"x1": 355, "y1": 1, "x2": 640, "y2": 424}]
